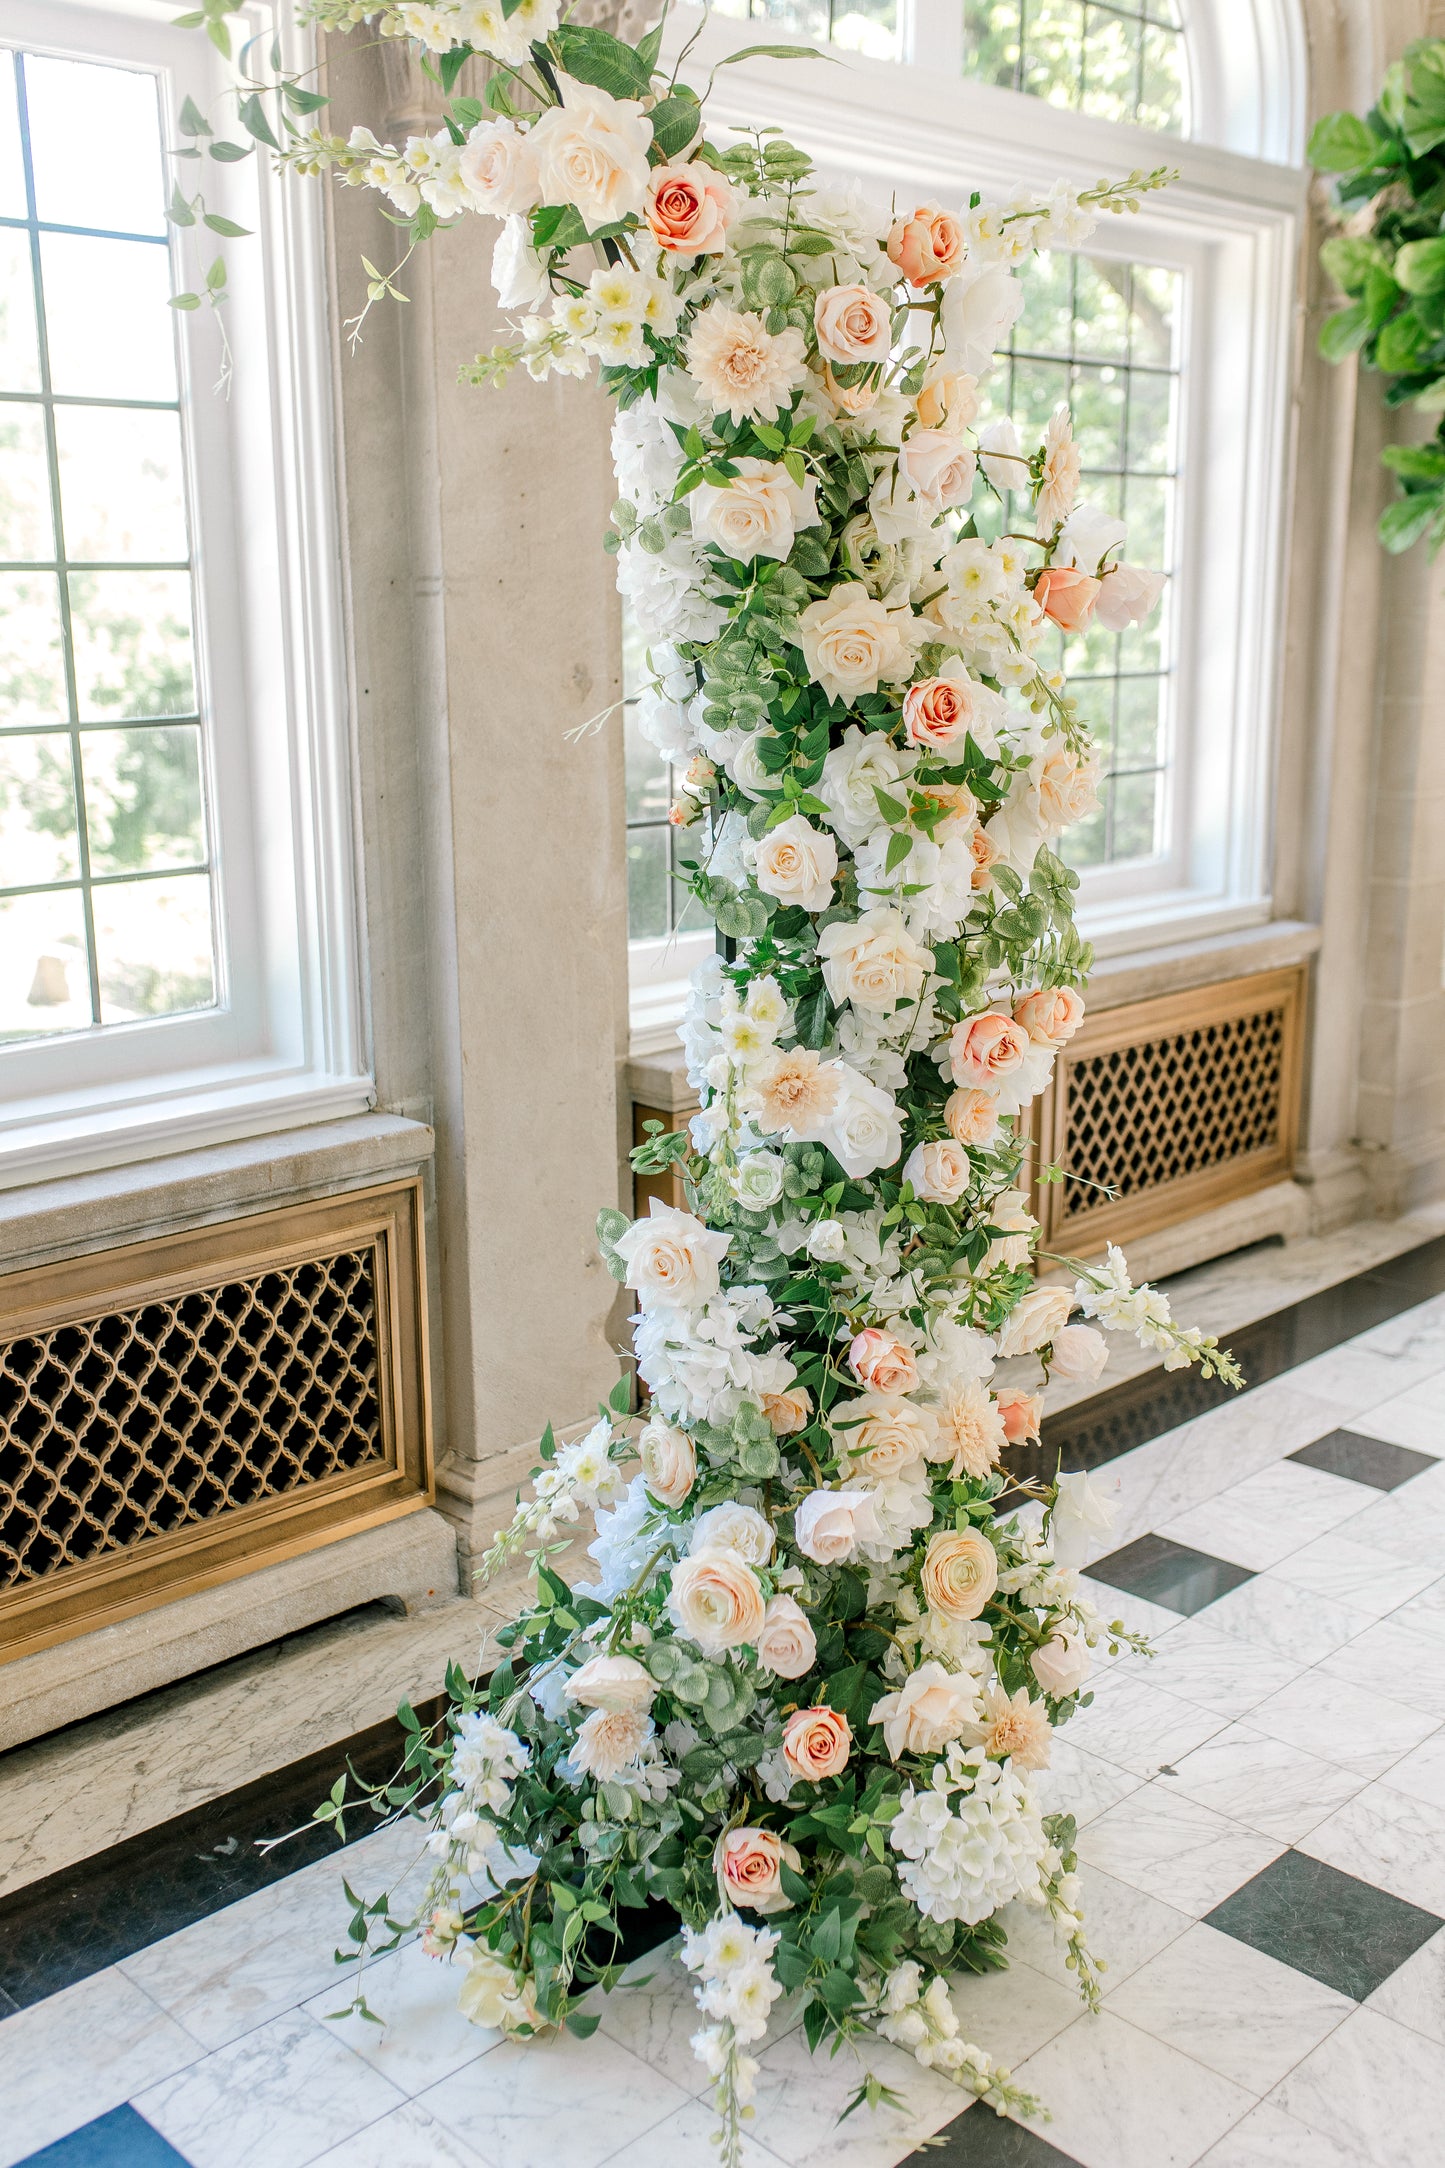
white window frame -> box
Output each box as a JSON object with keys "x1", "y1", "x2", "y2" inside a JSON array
[
  {"x1": 631, "y1": 0, "x2": 1305, "y2": 1044},
  {"x1": 0, "y1": 0, "x2": 368, "y2": 1187}
]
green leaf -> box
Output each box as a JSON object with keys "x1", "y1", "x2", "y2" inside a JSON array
[
  {"x1": 209, "y1": 138, "x2": 251, "y2": 162},
  {"x1": 169, "y1": 290, "x2": 202, "y2": 310},
  {"x1": 1307, "y1": 109, "x2": 1379, "y2": 171},
  {"x1": 438, "y1": 44, "x2": 473, "y2": 94},
  {"x1": 1377, "y1": 307, "x2": 1431, "y2": 371},
  {"x1": 1379, "y1": 490, "x2": 1441, "y2": 551},
  {"x1": 1381, "y1": 442, "x2": 1445, "y2": 481},
  {"x1": 1318, "y1": 301, "x2": 1370, "y2": 362},
  {"x1": 550, "y1": 24, "x2": 653, "y2": 100},
  {"x1": 649, "y1": 91, "x2": 701, "y2": 162},
  {"x1": 203, "y1": 211, "x2": 252, "y2": 236},
  {"x1": 1319, "y1": 235, "x2": 1388, "y2": 297},
  {"x1": 282, "y1": 82, "x2": 329, "y2": 114},
  {"x1": 204, "y1": 255, "x2": 227, "y2": 292},
  {"x1": 206, "y1": 16, "x2": 232, "y2": 59},
  {"x1": 168, "y1": 185, "x2": 196, "y2": 228},
  {"x1": 178, "y1": 94, "x2": 211, "y2": 136},
  {"x1": 237, "y1": 91, "x2": 280, "y2": 150},
  {"x1": 1395, "y1": 237, "x2": 1445, "y2": 295},
  {"x1": 884, "y1": 828, "x2": 912, "y2": 872},
  {"x1": 715, "y1": 42, "x2": 834, "y2": 65}
]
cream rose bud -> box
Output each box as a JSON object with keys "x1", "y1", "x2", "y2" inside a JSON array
[
  {"x1": 849, "y1": 1327, "x2": 919, "y2": 1395},
  {"x1": 564, "y1": 1652, "x2": 654, "y2": 1714},
  {"x1": 666, "y1": 1548, "x2": 767, "y2": 1655},
  {"x1": 793, "y1": 1486, "x2": 879, "y2": 1564},
  {"x1": 613, "y1": 1200, "x2": 730, "y2": 1310},
  {"x1": 945, "y1": 1087, "x2": 1001, "y2": 1150},
  {"x1": 1032, "y1": 1626, "x2": 1092, "y2": 1699},
  {"x1": 903, "y1": 1139, "x2": 970, "y2": 1204},
  {"x1": 819, "y1": 907, "x2": 931, "y2": 1016},
  {"x1": 762, "y1": 1383, "x2": 813, "y2": 1434},
  {"x1": 692, "y1": 457, "x2": 819, "y2": 564},
  {"x1": 1014, "y1": 986, "x2": 1085, "y2": 1047},
  {"x1": 995, "y1": 1284, "x2": 1074, "y2": 1358},
  {"x1": 782, "y1": 1705, "x2": 852, "y2": 1782},
  {"x1": 528, "y1": 76, "x2": 653, "y2": 230},
  {"x1": 1048, "y1": 1323, "x2": 1109, "y2": 1386},
  {"x1": 754, "y1": 1592, "x2": 817, "y2": 1679},
  {"x1": 920, "y1": 1526, "x2": 999, "y2": 1622},
  {"x1": 747, "y1": 813, "x2": 837, "y2": 912},
  {"x1": 798, "y1": 583, "x2": 918, "y2": 704},
  {"x1": 1049, "y1": 1469, "x2": 1117, "y2": 1570},
  {"x1": 813, "y1": 283, "x2": 893, "y2": 367},
  {"x1": 1094, "y1": 562, "x2": 1166, "y2": 632},
  {"x1": 719, "y1": 1826, "x2": 799, "y2": 1914},
  {"x1": 459, "y1": 118, "x2": 540, "y2": 216},
  {"x1": 689, "y1": 1501, "x2": 775, "y2": 1566},
  {"x1": 735, "y1": 1149, "x2": 786, "y2": 1210},
  {"x1": 869, "y1": 1660, "x2": 980, "y2": 1760},
  {"x1": 639, "y1": 1417, "x2": 696, "y2": 1507},
  {"x1": 806, "y1": 1217, "x2": 848, "y2": 1261}
]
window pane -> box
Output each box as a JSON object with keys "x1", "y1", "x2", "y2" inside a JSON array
[
  {"x1": 0, "y1": 885, "x2": 91, "y2": 1040},
  {"x1": 627, "y1": 823, "x2": 669, "y2": 942},
  {"x1": 56, "y1": 406, "x2": 188, "y2": 562},
  {"x1": 963, "y1": 0, "x2": 1186, "y2": 133},
  {"x1": 0, "y1": 228, "x2": 41, "y2": 392},
  {"x1": 0, "y1": 572, "x2": 66, "y2": 722},
  {"x1": 68, "y1": 569, "x2": 195, "y2": 720},
  {"x1": 831, "y1": 0, "x2": 899, "y2": 61},
  {"x1": 24, "y1": 56, "x2": 166, "y2": 238},
  {"x1": 1110, "y1": 767, "x2": 1162, "y2": 861},
  {"x1": 40, "y1": 232, "x2": 177, "y2": 401},
  {"x1": 94, "y1": 871, "x2": 215, "y2": 1022},
  {"x1": 709, "y1": 0, "x2": 896, "y2": 61},
  {"x1": 625, "y1": 707, "x2": 669, "y2": 825},
  {"x1": 0, "y1": 51, "x2": 25, "y2": 219},
  {"x1": 80, "y1": 724, "x2": 206, "y2": 875},
  {"x1": 0, "y1": 730, "x2": 79, "y2": 884},
  {"x1": 962, "y1": 1, "x2": 1021, "y2": 90},
  {"x1": 0, "y1": 401, "x2": 54, "y2": 561}
]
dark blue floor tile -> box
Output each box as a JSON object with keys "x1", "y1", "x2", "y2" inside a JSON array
[
  {"x1": 1206, "y1": 1849, "x2": 1442, "y2": 2001},
  {"x1": 1086, "y1": 1533, "x2": 1254, "y2": 1616},
  {"x1": 901, "y1": 2100, "x2": 1082, "y2": 2163},
  {"x1": 1288, "y1": 1429, "x2": 1438, "y2": 1491},
  {"x1": 15, "y1": 2105, "x2": 191, "y2": 2167}
]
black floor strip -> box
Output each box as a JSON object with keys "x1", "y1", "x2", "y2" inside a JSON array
[{"x1": 4, "y1": 1229, "x2": 1444, "y2": 2017}]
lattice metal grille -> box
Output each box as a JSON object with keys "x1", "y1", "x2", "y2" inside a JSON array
[
  {"x1": 1, "y1": 1247, "x2": 384, "y2": 1593},
  {"x1": 1058, "y1": 1004, "x2": 1289, "y2": 1224}
]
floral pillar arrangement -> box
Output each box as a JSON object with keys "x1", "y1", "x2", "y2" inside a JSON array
[{"x1": 188, "y1": 4, "x2": 1242, "y2": 2154}]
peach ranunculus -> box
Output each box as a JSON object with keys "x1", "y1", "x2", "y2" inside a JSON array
[
  {"x1": 748, "y1": 1047, "x2": 841, "y2": 1140},
  {"x1": 528, "y1": 77, "x2": 653, "y2": 231},
  {"x1": 920, "y1": 1526, "x2": 999, "y2": 1622},
  {"x1": 902, "y1": 1138, "x2": 970, "y2": 1204},
  {"x1": 945, "y1": 1086, "x2": 1001, "y2": 1150},
  {"x1": 902, "y1": 673, "x2": 979, "y2": 751},
  {"x1": 949, "y1": 1011, "x2": 1030, "y2": 1091},
  {"x1": 995, "y1": 1284, "x2": 1074, "y2": 1358},
  {"x1": 644, "y1": 161, "x2": 732, "y2": 255},
  {"x1": 1014, "y1": 986, "x2": 1085, "y2": 1047},
  {"x1": 666, "y1": 1548, "x2": 767, "y2": 1656},
  {"x1": 914, "y1": 366, "x2": 979, "y2": 433},
  {"x1": 994, "y1": 1387, "x2": 1044, "y2": 1448},
  {"x1": 848, "y1": 1328, "x2": 919, "y2": 1395},
  {"x1": 762, "y1": 1384, "x2": 813, "y2": 1434},
  {"x1": 931, "y1": 1377, "x2": 1008, "y2": 1481},
  {"x1": 831, "y1": 1392, "x2": 938, "y2": 1477},
  {"x1": 1034, "y1": 565, "x2": 1101, "y2": 632},
  {"x1": 1037, "y1": 746, "x2": 1101, "y2": 836},
  {"x1": 814, "y1": 284, "x2": 893, "y2": 367},
  {"x1": 719, "y1": 1826, "x2": 799, "y2": 1913},
  {"x1": 749, "y1": 812, "x2": 837, "y2": 911},
  {"x1": 888, "y1": 203, "x2": 966, "y2": 286},
  {"x1": 782, "y1": 1705, "x2": 852, "y2": 1782},
  {"x1": 754, "y1": 1592, "x2": 817, "y2": 1679},
  {"x1": 564, "y1": 1653, "x2": 654, "y2": 1713},
  {"x1": 639, "y1": 1417, "x2": 697, "y2": 1506},
  {"x1": 869, "y1": 1661, "x2": 979, "y2": 1760}
]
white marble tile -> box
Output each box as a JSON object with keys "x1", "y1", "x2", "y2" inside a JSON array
[
  {"x1": 1334, "y1": 1487, "x2": 1445, "y2": 1569},
  {"x1": 1033, "y1": 1733, "x2": 1148, "y2": 1827},
  {"x1": 120, "y1": 1817, "x2": 431, "y2": 2049},
  {"x1": 740, "y1": 2023, "x2": 961, "y2": 2168},
  {"x1": 1106, "y1": 1921, "x2": 1350, "y2": 2094},
  {"x1": 593, "y1": 1945, "x2": 733, "y2": 2095},
  {"x1": 296, "y1": 2096, "x2": 494, "y2": 2168},
  {"x1": 1196, "y1": 2098, "x2": 1367, "y2": 2167},
  {"x1": 1270, "y1": 2005, "x2": 1445, "y2": 2165},
  {"x1": 1248, "y1": 1666, "x2": 1438, "y2": 1779},
  {"x1": 1346, "y1": 1373, "x2": 1445, "y2": 1457},
  {"x1": 1076, "y1": 1575, "x2": 1184, "y2": 1649},
  {"x1": 1386, "y1": 1582, "x2": 1445, "y2": 1642},
  {"x1": 0, "y1": 1968, "x2": 203, "y2": 2168},
  {"x1": 1077, "y1": 1782, "x2": 1282, "y2": 1917},
  {"x1": 1298, "y1": 1779, "x2": 1445, "y2": 1917},
  {"x1": 945, "y1": 1958, "x2": 1086, "y2": 2065},
  {"x1": 1137, "y1": 1620, "x2": 1304, "y2": 1721},
  {"x1": 1319, "y1": 1613, "x2": 1445, "y2": 1718},
  {"x1": 1364, "y1": 1924, "x2": 1445, "y2": 2049},
  {"x1": 1351, "y1": 1293, "x2": 1445, "y2": 1365},
  {"x1": 1008, "y1": 2008, "x2": 1254, "y2": 2168},
  {"x1": 996, "y1": 1860, "x2": 1191, "y2": 1993},
  {"x1": 1155, "y1": 1461, "x2": 1373, "y2": 1573},
  {"x1": 136, "y1": 2008, "x2": 405, "y2": 2168},
  {"x1": 1376, "y1": 1728, "x2": 1445, "y2": 1812},
  {"x1": 303, "y1": 1937, "x2": 499, "y2": 2097},
  {"x1": 1285, "y1": 1332, "x2": 1445, "y2": 1420},
  {"x1": 1162, "y1": 1722, "x2": 1367, "y2": 1844},
  {"x1": 420, "y1": 2025, "x2": 693, "y2": 2168},
  {"x1": 1270, "y1": 1527, "x2": 1438, "y2": 1622},
  {"x1": 1200, "y1": 1575, "x2": 1363, "y2": 1666},
  {"x1": 597, "y1": 2094, "x2": 782, "y2": 2167},
  {"x1": 1064, "y1": 1672, "x2": 1228, "y2": 1778}
]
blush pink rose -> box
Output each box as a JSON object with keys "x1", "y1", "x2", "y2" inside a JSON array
[
  {"x1": 1049, "y1": 1323, "x2": 1109, "y2": 1385},
  {"x1": 887, "y1": 204, "x2": 966, "y2": 287},
  {"x1": 1034, "y1": 566, "x2": 1101, "y2": 632},
  {"x1": 994, "y1": 1387, "x2": 1044, "y2": 1448},
  {"x1": 848, "y1": 1327, "x2": 919, "y2": 1395},
  {"x1": 902, "y1": 674, "x2": 976, "y2": 750},
  {"x1": 949, "y1": 1011, "x2": 1029, "y2": 1090},
  {"x1": 782, "y1": 1705, "x2": 852, "y2": 1782},
  {"x1": 719, "y1": 1826, "x2": 797, "y2": 1914},
  {"x1": 1014, "y1": 986, "x2": 1085, "y2": 1047},
  {"x1": 644, "y1": 162, "x2": 733, "y2": 256},
  {"x1": 814, "y1": 284, "x2": 892, "y2": 367},
  {"x1": 762, "y1": 1384, "x2": 813, "y2": 1434}
]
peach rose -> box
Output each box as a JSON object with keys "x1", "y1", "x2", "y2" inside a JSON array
[
  {"x1": 1049, "y1": 1322, "x2": 1109, "y2": 1385},
  {"x1": 565, "y1": 1653, "x2": 654, "y2": 1713},
  {"x1": 869, "y1": 1661, "x2": 979, "y2": 1760},
  {"x1": 945, "y1": 1087, "x2": 1001, "y2": 1150},
  {"x1": 994, "y1": 1387, "x2": 1044, "y2": 1448},
  {"x1": 644, "y1": 161, "x2": 732, "y2": 255},
  {"x1": 968, "y1": 823, "x2": 1002, "y2": 890},
  {"x1": 995, "y1": 1284, "x2": 1073, "y2": 1358},
  {"x1": 755, "y1": 1593, "x2": 817, "y2": 1680},
  {"x1": 639, "y1": 1417, "x2": 696, "y2": 1506},
  {"x1": 1037, "y1": 747, "x2": 1100, "y2": 835},
  {"x1": 762, "y1": 1384, "x2": 813, "y2": 1435},
  {"x1": 819, "y1": 906, "x2": 931, "y2": 1015},
  {"x1": 831, "y1": 1392, "x2": 938, "y2": 1477},
  {"x1": 814, "y1": 283, "x2": 893, "y2": 367},
  {"x1": 914, "y1": 367, "x2": 978, "y2": 433},
  {"x1": 1034, "y1": 565, "x2": 1101, "y2": 632},
  {"x1": 782, "y1": 1705, "x2": 852, "y2": 1782},
  {"x1": 666, "y1": 1549, "x2": 766, "y2": 1656},
  {"x1": 920, "y1": 1526, "x2": 999, "y2": 1622},
  {"x1": 902, "y1": 674, "x2": 978, "y2": 751},
  {"x1": 719, "y1": 1826, "x2": 798, "y2": 1914},
  {"x1": 848, "y1": 1328, "x2": 919, "y2": 1396},
  {"x1": 1014, "y1": 986, "x2": 1085, "y2": 1047},
  {"x1": 902, "y1": 1138, "x2": 970, "y2": 1204},
  {"x1": 793, "y1": 1487, "x2": 878, "y2": 1564},
  {"x1": 949, "y1": 1011, "x2": 1029, "y2": 1091},
  {"x1": 888, "y1": 204, "x2": 966, "y2": 286}
]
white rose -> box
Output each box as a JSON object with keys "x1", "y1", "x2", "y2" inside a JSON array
[
  {"x1": 735, "y1": 1150, "x2": 786, "y2": 1209},
  {"x1": 975, "y1": 416, "x2": 1027, "y2": 496},
  {"x1": 942, "y1": 259, "x2": 1026, "y2": 376},
  {"x1": 1095, "y1": 563, "x2": 1166, "y2": 631},
  {"x1": 746, "y1": 813, "x2": 838, "y2": 912},
  {"x1": 871, "y1": 429, "x2": 977, "y2": 544},
  {"x1": 1055, "y1": 501, "x2": 1127, "y2": 576},
  {"x1": 565, "y1": 1653, "x2": 654, "y2": 1714},
  {"x1": 529, "y1": 76, "x2": 653, "y2": 230},
  {"x1": 639, "y1": 1417, "x2": 696, "y2": 1506},
  {"x1": 1048, "y1": 1469, "x2": 1117, "y2": 1570},
  {"x1": 818, "y1": 907, "x2": 931, "y2": 1015},
  {"x1": 613, "y1": 1201, "x2": 731, "y2": 1310},
  {"x1": 690, "y1": 1501, "x2": 775, "y2": 1565},
  {"x1": 821, "y1": 1063, "x2": 904, "y2": 1178},
  {"x1": 692, "y1": 457, "x2": 818, "y2": 563},
  {"x1": 995, "y1": 1284, "x2": 1073, "y2": 1357},
  {"x1": 868, "y1": 1661, "x2": 979, "y2": 1760},
  {"x1": 460, "y1": 117, "x2": 541, "y2": 216},
  {"x1": 797, "y1": 583, "x2": 919, "y2": 703},
  {"x1": 793, "y1": 1487, "x2": 880, "y2": 1564},
  {"x1": 806, "y1": 1217, "x2": 848, "y2": 1260},
  {"x1": 818, "y1": 725, "x2": 915, "y2": 849},
  {"x1": 491, "y1": 215, "x2": 549, "y2": 309},
  {"x1": 902, "y1": 1139, "x2": 969, "y2": 1203},
  {"x1": 1032, "y1": 1627, "x2": 1092, "y2": 1699},
  {"x1": 1048, "y1": 1323, "x2": 1109, "y2": 1385},
  {"x1": 754, "y1": 1593, "x2": 817, "y2": 1679}
]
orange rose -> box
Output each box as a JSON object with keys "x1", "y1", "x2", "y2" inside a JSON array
[
  {"x1": 887, "y1": 204, "x2": 966, "y2": 287},
  {"x1": 782, "y1": 1705, "x2": 852, "y2": 1782},
  {"x1": 920, "y1": 1527, "x2": 999, "y2": 1622},
  {"x1": 1014, "y1": 986, "x2": 1085, "y2": 1047},
  {"x1": 644, "y1": 162, "x2": 733, "y2": 256},
  {"x1": 1034, "y1": 566, "x2": 1101, "y2": 632},
  {"x1": 848, "y1": 1328, "x2": 919, "y2": 1395},
  {"x1": 949, "y1": 1011, "x2": 1029, "y2": 1090}
]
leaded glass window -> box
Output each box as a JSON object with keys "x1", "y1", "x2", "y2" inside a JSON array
[
  {"x1": 624, "y1": 614, "x2": 711, "y2": 945},
  {"x1": 962, "y1": 1, "x2": 1187, "y2": 132},
  {"x1": 708, "y1": 0, "x2": 902, "y2": 65}
]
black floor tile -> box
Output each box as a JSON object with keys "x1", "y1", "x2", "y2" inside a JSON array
[
  {"x1": 16, "y1": 2105, "x2": 190, "y2": 2167},
  {"x1": 1288, "y1": 1429, "x2": 1438, "y2": 1491},
  {"x1": 1205, "y1": 1849, "x2": 1442, "y2": 2002},
  {"x1": 902, "y1": 2101, "x2": 1082, "y2": 2165},
  {"x1": 1087, "y1": 1534, "x2": 1255, "y2": 1616}
]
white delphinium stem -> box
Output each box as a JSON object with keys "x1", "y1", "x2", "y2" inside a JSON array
[
  {"x1": 875, "y1": 1961, "x2": 1042, "y2": 2118},
  {"x1": 682, "y1": 1915, "x2": 784, "y2": 2166},
  {"x1": 474, "y1": 1417, "x2": 629, "y2": 1585},
  {"x1": 1060, "y1": 1244, "x2": 1244, "y2": 1385}
]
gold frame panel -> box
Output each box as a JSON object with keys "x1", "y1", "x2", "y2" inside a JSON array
[{"x1": 0, "y1": 1179, "x2": 433, "y2": 1663}]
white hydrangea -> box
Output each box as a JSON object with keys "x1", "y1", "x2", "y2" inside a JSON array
[{"x1": 890, "y1": 1745, "x2": 1047, "y2": 1924}]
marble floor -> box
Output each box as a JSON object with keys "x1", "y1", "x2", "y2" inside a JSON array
[{"x1": 4, "y1": 1241, "x2": 1445, "y2": 2166}]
